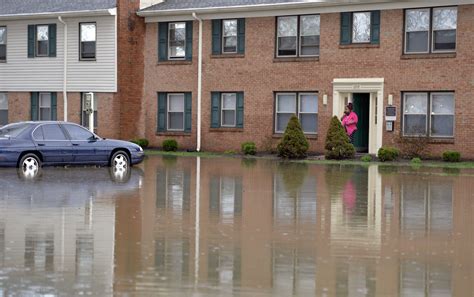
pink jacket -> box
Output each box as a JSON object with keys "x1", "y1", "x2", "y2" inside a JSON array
[{"x1": 342, "y1": 111, "x2": 358, "y2": 136}]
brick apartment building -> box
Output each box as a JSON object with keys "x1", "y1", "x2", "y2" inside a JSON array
[{"x1": 137, "y1": 0, "x2": 474, "y2": 157}]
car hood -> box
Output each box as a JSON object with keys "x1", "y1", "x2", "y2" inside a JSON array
[{"x1": 101, "y1": 139, "x2": 142, "y2": 150}]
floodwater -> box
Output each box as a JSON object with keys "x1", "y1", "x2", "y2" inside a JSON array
[{"x1": 0, "y1": 156, "x2": 473, "y2": 297}]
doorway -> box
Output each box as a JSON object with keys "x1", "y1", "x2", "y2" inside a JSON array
[{"x1": 352, "y1": 93, "x2": 370, "y2": 153}]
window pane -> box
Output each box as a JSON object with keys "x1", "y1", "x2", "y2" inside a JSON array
[
  {"x1": 169, "y1": 23, "x2": 186, "y2": 58},
  {"x1": 278, "y1": 17, "x2": 297, "y2": 37},
  {"x1": 169, "y1": 95, "x2": 184, "y2": 112},
  {"x1": 169, "y1": 113, "x2": 184, "y2": 130},
  {"x1": 404, "y1": 94, "x2": 427, "y2": 114},
  {"x1": 37, "y1": 41, "x2": 48, "y2": 56},
  {"x1": 33, "y1": 127, "x2": 44, "y2": 140},
  {"x1": 278, "y1": 37, "x2": 297, "y2": 55},
  {"x1": 0, "y1": 27, "x2": 5, "y2": 45},
  {"x1": 406, "y1": 9, "x2": 430, "y2": 32},
  {"x1": 0, "y1": 45, "x2": 5, "y2": 60},
  {"x1": 42, "y1": 124, "x2": 67, "y2": 140},
  {"x1": 300, "y1": 114, "x2": 317, "y2": 133},
  {"x1": 433, "y1": 30, "x2": 456, "y2": 51},
  {"x1": 431, "y1": 115, "x2": 454, "y2": 137},
  {"x1": 277, "y1": 94, "x2": 296, "y2": 113},
  {"x1": 301, "y1": 15, "x2": 320, "y2": 36},
  {"x1": 0, "y1": 94, "x2": 7, "y2": 110},
  {"x1": 81, "y1": 24, "x2": 96, "y2": 42},
  {"x1": 433, "y1": 7, "x2": 457, "y2": 30},
  {"x1": 40, "y1": 108, "x2": 51, "y2": 121},
  {"x1": 223, "y1": 36, "x2": 237, "y2": 53},
  {"x1": 169, "y1": 46, "x2": 185, "y2": 58},
  {"x1": 222, "y1": 94, "x2": 236, "y2": 109},
  {"x1": 352, "y1": 12, "x2": 371, "y2": 43},
  {"x1": 223, "y1": 20, "x2": 237, "y2": 37},
  {"x1": 81, "y1": 42, "x2": 96, "y2": 58},
  {"x1": 277, "y1": 113, "x2": 292, "y2": 132},
  {"x1": 300, "y1": 94, "x2": 318, "y2": 113},
  {"x1": 222, "y1": 110, "x2": 236, "y2": 126},
  {"x1": 40, "y1": 94, "x2": 51, "y2": 108},
  {"x1": 37, "y1": 26, "x2": 49, "y2": 41},
  {"x1": 404, "y1": 115, "x2": 427, "y2": 135},
  {"x1": 63, "y1": 124, "x2": 94, "y2": 141},
  {"x1": 432, "y1": 94, "x2": 454, "y2": 114},
  {"x1": 406, "y1": 31, "x2": 429, "y2": 52}
]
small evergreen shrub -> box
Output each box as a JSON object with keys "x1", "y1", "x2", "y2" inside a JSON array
[
  {"x1": 325, "y1": 116, "x2": 355, "y2": 160},
  {"x1": 277, "y1": 115, "x2": 309, "y2": 159},
  {"x1": 162, "y1": 139, "x2": 178, "y2": 152},
  {"x1": 361, "y1": 155, "x2": 372, "y2": 162},
  {"x1": 131, "y1": 138, "x2": 149, "y2": 149},
  {"x1": 411, "y1": 157, "x2": 422, "y2": 165},
  {"x1": 241, "y1": 142, "x2": 257, "y2": 155},
  {"x1": 378, "y1": 147, "x2": 400, "y2": 162},
  {"x1": 442, "y1": 151, "x2": 461, "y2": 162}
]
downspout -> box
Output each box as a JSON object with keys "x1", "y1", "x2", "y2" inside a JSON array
[
  {"x1": 58, "y1": 16, "x2": 68, "y2": 122},
  {"x1": 192, "y1": 13, "x2": 202, "y2": 152}
]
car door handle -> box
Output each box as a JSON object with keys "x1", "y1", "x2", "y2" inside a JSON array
[
  {"x1": 72, "y1": 143, "x2": 80, "y2": 146},
  {"x1": 37, "y1": 143, "x2": 45, "y2": 147}
]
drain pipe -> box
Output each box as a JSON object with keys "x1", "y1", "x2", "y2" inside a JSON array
[
  {"x1": 58, "y1": 16, "x2": 68, "y2": 122},
  {"x1": 192, "y1": 12, "x2": 202, "y2": 152}
]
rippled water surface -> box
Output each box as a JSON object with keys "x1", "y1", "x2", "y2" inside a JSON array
[{"x1": 0, "y1": 156, "x2": 473, "y2": 296}]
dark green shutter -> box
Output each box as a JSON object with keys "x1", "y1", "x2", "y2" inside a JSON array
[
  {"x1": 340, "y1": 12, "x2": 352, "y2": 45},
  {"x1": 28, "y1": 25, "x2": 35, "y2": 58},
  {"x1": 211, "y1": 92, "x2": 221, "y2": 128},
  {"x1": 158, "y1": 23, "x2": 168, "y2": 61},
  {"x1": 234, "y1": 177, "x2": 243, "y2": 214},
  {"x1": 185, "y1": 21, "x2": 193, "y2": 61},
  {"x1": 209, "y1": 177, "x2": 220, "y2": 212},
  {"x1": 236, "y1": 92, "x2": 244, "y2": 128},
  {"x1": 156, "y1": 169, "x2": 166, "y2": 208},
  {"x1": 49, "y1": 24, "x2": 57, "y2": 57},
  {"x1": 237, "y1": 19, "x2": 245, "y2": 54},
  {"x1": 371, "y1": 11, "x2": 381, "y2": 44},
  {"x1": 184, "y1": 93, "x2": 192, "y2": 132},
  {"x1": 157, "y1": 93, "x2": 167, "y2": 132},
  {"x1": 31, "y1": 92, "x2": 39, "y2": 121},
  {"x1": 183, "y1": 170, "x2": 191, "y2": 210},
  {"x1": 212, "y1": 20, "x2": 222, "y2": 55},
  {"x1": 50, "y1": 92, "x2": 57, "y2": 120}
]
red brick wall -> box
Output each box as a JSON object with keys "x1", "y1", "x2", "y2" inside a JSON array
[{"x1": 142, "y1": 5, "x2": 474, "y2": 157}]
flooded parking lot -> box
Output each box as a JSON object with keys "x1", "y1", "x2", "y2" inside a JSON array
[{"x1": 0, "y1": 155, "x2": 473, "y2": 296}]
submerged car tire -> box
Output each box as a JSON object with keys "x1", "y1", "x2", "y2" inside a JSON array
[
  {"x1": 110, "y1": 150, "x2": 130, "y2": 169},
  {"x1": 19, "y1": 153, "x2": 42, "y2": 179}
]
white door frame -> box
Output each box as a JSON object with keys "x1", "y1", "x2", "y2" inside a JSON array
[{"x1": 332, "y1": 78, "x2": 384, "y2": 155}]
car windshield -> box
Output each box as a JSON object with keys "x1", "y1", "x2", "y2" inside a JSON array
[{"x1": 0, "y1": 123, "x2": 31, "y2": 138}]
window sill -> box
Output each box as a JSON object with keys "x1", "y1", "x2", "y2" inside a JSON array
[
  {"x1": 273, "y1": 133, "x2": 318, "y2": 139},
  {"x1": 400, "y1": 53, "x2": 456, "y2": 60},
  {"x1": 209, "y1": 127, "x2": 244, "y2": 132},
  {"x1": 156, "y1": 132, "x2": 192, "y2": 137},
  {"x1": 157, "y1": 60, "x2": 192, "y2": 66},
  {"x1": 80, "y1": 58, "x2": 97, "y2": 62},
  {"x1": 339, "y1": 43, "x2": 380, "y2": 49},
  {"x1": 0, "y1": 60, "x2": 5, "y2": 63},
  {"x1": 210, "y1": 54, "x2": 245, "y2": 59},
  {"x1": 273, "y1": 57, "x2": 319, "y2": 63}
]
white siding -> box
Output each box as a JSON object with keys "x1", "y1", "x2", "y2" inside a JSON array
[{"x1": 0, "y1": 15, "x2": 116, "y2": 93}]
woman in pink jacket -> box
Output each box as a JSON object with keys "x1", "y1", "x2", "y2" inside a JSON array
[{"x1": 341, "y1": 103, "x2": 358, "y2": 144}]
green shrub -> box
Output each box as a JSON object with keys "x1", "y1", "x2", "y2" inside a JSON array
[
  {"x1": 325, "y1": 116, "x2": 355, "y2": 160},
  {"x1": 277, "y1": 115, "x2": 309, "y2": 159},
  {"x1": 241, "y1": 142, "x2": 257, "y2": 155},
  {"x1": 411, "y1": 157, "x2": 422, "y2": 164},
  {"x1": 378, "y1": 147, "x2": 400, "y2": 162},
  {"x1": 442, "y1": 151, "x2": 461, "y2": 162},
  {"x1": 224, "y1": 150, "x2": 237, "y2": 155},
  {"x1": 130, "y1": 138, "x2": 149, "y2": 149},
  {"x1": 361, "y1": 155, "x2": 372, "y2": 162},
  {"x1": 162, "y1": 139, "x2": 178, "y2": 152}
]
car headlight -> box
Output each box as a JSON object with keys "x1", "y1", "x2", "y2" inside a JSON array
[{"x1": 137, "y1": 146, "x2": 143, "y2": 152}]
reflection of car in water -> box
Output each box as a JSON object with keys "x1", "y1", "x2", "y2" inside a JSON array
[{"x1": 0, "y1": 166, "x2": 143, "y2": 207}]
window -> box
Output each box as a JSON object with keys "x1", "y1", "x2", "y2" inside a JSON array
[
  {"x1": 277, "y1": 15, "x2": 320, "y2": 57},
  {"x1": 28, "y1": 24, "x2": 56, "y2": 58},
  {"x1": 81, "y1": 93, "x2": 98, "y2": 130},
  {"x1": 80, "y1": 23, "x2": 96, "y2": 60},
  {"x1": 404, "y1": 7, "x2": 457, "y2": 54},
  {"x1": 352, "y1": 12, "x2": 371, "y2": 43},
  {"x1": 211, "y1": 92, "x2": 244, "y2": 128},
  {"x1": 36, "y1": 25, "x2": 49, "y2": 57},
  {"x1": 0, "y1": 93, "x2": 7, "y2": 126},
  {"x1": 157, "y1": 92, "x2": 192, "y2": 133},
  {"x1": 63, "y1": 124, "x2": 94, "y2": 141},
  {"x1": 275, "y1": 92, "x2": 318, "y2": 134},
  {"x1": 221, "y1": 93, "x2": 236, "y2": 127},
  {"x1": 222, "y1": 20, "x2": 238, "y2": 53},
  {"x1": 340, "y1": 11, "x2": 380, "y2": 45},
  {"x1": 39, "y1": 93, "x2": 52, "y2": 121},
  {"x1": 31, "y1": 92, "x2": 56, "y2": 121},
  {"x1": 168, "y1": 94, "x2": 185, "y2": 131},
  {"x1": 168, "y1": 22, "x2": 186, "y2": 60},
  {"x1": 0, "y1": 26, "x2": 6, "y2": 62},
  {"x1": 42, "y1": 124, "x2": 67, "y2": 141},
  {"x1": 212, "y1": 19, "x2": 245, "y2": 55},
  {"x1": 402, "y1": 92, "x2": 454, "y2": 137}
]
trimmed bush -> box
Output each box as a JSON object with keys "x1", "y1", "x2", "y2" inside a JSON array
[
  {"x1": 130, "y1": 138, "x2": 149, "y2": 149},
  {"x1": 277, "y1": 115, "x2": 309, "y2": 159},
  {"x1": 162, "y1": 139, "x2": 178, "y2": 152},
  {"x1": 361, "y1": 155, "x2": 372, "y2": 162},
  {"x1": 241, "y1": 142, "x2": 257, "y2": 155},
  {"x1": 411, "y1": 157, "x2": 422, "y2": 165},
  {"x1": 325, "y1": 116, "x2": 355, "y2": 160},
  {"x1": 442, "y1": 151, "x2": 461, "y2": 162},
  {"x1": 378, "y1": 147, "x2": 400, "y2": 162}
]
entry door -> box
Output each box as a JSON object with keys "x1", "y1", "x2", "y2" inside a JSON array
[{"x1": 352, "y1": 93, "x2": 370, "y2": 152}]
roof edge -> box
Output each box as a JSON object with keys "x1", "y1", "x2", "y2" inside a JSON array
[{"x1": 0, "y1": 8, "x2": 116, "y2": 21}]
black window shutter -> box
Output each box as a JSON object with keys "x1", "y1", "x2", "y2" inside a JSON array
[
  {"x1": 237, "y1": 19, "x2": 245, "y2": 54},
  {"x1": 31, "y1": 92, "x2": 39, "y2": 121},
  {"x1": 158, "y1": 23, "x2": 168, "y2": 61},
  {"x1": 212, "y1": 20, "x2": 222, "y2": 55},
  {"x1": 51, "y1": 92, "x2": 57, "y2": 120},
  {"x1": 49, "y1": 24, "x2": 57, "y2": 57},
  {"x1": 184, "y1": 92, "x2": 192, "y2": 132},
  {"x1": 340, "y1": 12, "x2": 352, "y2": 45},
  {"x1": 236, "y1": 92, "x2": 244, "y2": 128},
  {"x1": 157, "y1": 92, "x2": 167, "y2": 132},
  {"x1": 211, "y1": 92, "x2": 221, "y2": 128},
  {"x1": 185, "y1": 21, "x2": 193, "y2": 61},
  {"x1": 371, "y1": 11, "x2": 381, "y2": 44},
  {"x1": 27, "y1": 25, "x2": 35, "y2": 58}
]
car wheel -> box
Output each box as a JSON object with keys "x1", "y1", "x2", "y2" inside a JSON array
[
  {"x1": 111, "y1": 151, "x2": 130, "y2": 170},
  {"x1": 19, "y1": 153, "x2": 42, "y2": 179}
]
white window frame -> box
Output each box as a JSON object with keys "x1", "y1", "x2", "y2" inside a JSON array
[
  {"x1": 168, "y1": 22, "x2": 186, "y2": 60},
  {"x1": 222, "y1": 19, "x2": 238, "y2": 54},
  {"x1": 39, "y1": 92, "x2": 52, "y2": 121},
  {"x1": 404, "y1": 8, "x2": 430, "y2": 54},
  {"x1": 299, "y1": 15, "x2": 320, "y2": 57},
  {"x1": 220, "y1": 93, "x2": 237, "y2": 127},
  {"x1": 429, "y1": 92, "x2": 455, "y2": 138},
  {"x1": 0, "y1": 93, "x2": 8, "y2": 126},
  {"x1": 167, "y1": 93, "x2": 185, "y2": 131},
  {"x1": 402, "y1": 92, "x2": 428, "y2": 137},
  {"x1": 275, "y1": 93, "x2": 297, "y2": 133},
  {"x1": 351, "y1": 11, "x2": 372, "y2": 44},
  {"x1": 298, "y1": 93, "x2": 318, "y2": 135},
  {"x1": 0, "y1": 26, "x2": 6, "y2": 62},
  {"x1": 431, "y1": 7, "x2": 457, "y2": 53},
  {"x1": 276, "y1": 16, "x2": 298, "y2": 58},
  {"x1": 80, "y1": 22, "x2": 97, "y2": 60},
  {"x1": 36, "y1": 25, "x2": 49, "y2": 57}
]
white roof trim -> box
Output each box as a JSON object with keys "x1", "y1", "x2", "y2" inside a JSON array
[{"x1": 0, "y1": 8, "x2": 116, "y2": 21}]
